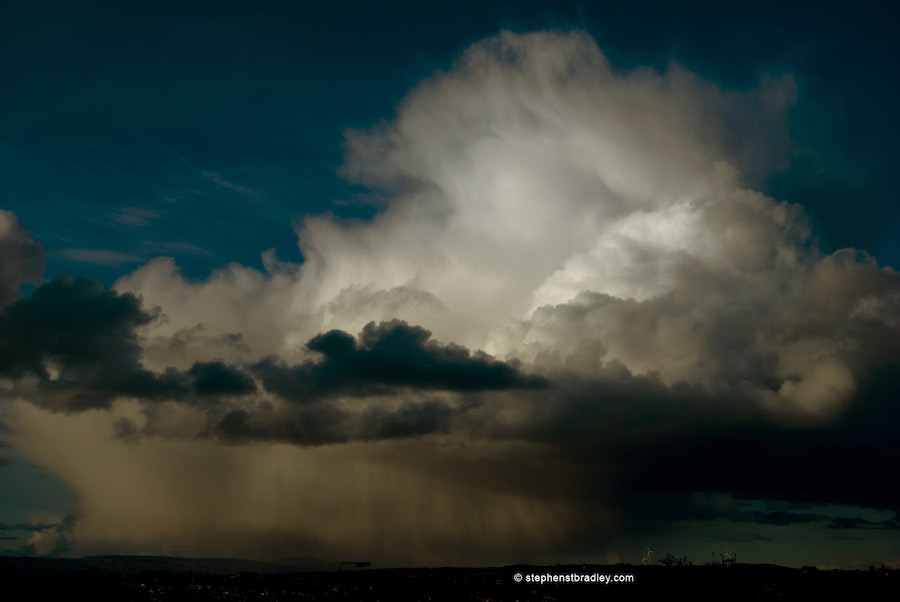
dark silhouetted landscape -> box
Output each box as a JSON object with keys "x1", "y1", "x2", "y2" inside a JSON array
[{"x1": 3, "y1": 556, "x2": 900, "y2": 601}]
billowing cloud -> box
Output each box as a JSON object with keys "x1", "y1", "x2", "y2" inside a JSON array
[
  {"x1": 254, "y1": 320, "x2": 545, "y2": 403},
  {"x1": 2, "y1": 30, "x2": 899, "y2": 566},
  {"x1": 0, "y1": 280, "x2": 533, "y2": 446},
  {"x1": 0, "y1": 277, "x2": 180, "y2": 411}
]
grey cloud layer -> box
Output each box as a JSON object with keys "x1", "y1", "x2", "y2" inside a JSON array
[
  {"x1": 0, "y1": 274, "x2": 540, "y2": 445},
  {"x1": 254, "y1": 320, "x2": 545, "y2": 402},
  {"x1": 3, "y1": 265, "x2": 898, "y2": 518}
]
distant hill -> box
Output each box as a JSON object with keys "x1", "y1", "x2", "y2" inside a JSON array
[
  {"x1": 1, "y1": 559, "x2": 898, "y2": 600},
  {"x1": 0, "y1": 554, "x2": 330, "y2": 574}
]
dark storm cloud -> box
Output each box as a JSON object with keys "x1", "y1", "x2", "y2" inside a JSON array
[
  {"x1": 184, "y1": 314, "x2": 548, "y2": 446},
  {"x1": 213, "y1": 397, "x2": 465, "y2": 446},
  {"x1": 473, "y1": 359, "x2": 900, "y2": 535},
  {"x1": 0, "y1": 277, "x2": 153, "y2": 376},
  {"x1": 205, "y1": 394, "x2": 480, "y2": 446},
  {"x1": 188, "y1": 360, "x2": 256, "y2": 396},
  {"x1": 190, "y1": 320, "x2": 544, "y2": 446},
  {"x1": 0, "y1": 261, "x2": 540, "y2": 449},
  {"x1": 0, "y1": 261, "x2": 532, "y2": 448},
  {"x1": 253, "y1": 319, "x2": 546, "y2": 403},
  {"x1": 0, "y1": 277, "x2": 265, "y2": 411},
  {"x1": 205, "y1": 387, "x2": 480, "y2": 446},
  {"x1": 211, "y1": 404, "x2": 351, "y2": 447},
  {"x1": 0, "y1": 276, "x2": 187, "y2": 410},
  {"x1": 359, "y1": 399, "x2": 456, "y2": 440}
]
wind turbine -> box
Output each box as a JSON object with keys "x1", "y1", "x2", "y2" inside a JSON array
[{"x1": 641, "y1": 545, "x2": 653, "y2": 566}]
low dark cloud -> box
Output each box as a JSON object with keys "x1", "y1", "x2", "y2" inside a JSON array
[
  {"x1": 0, "y1": 277, "x2": 153, "y2": 374},
  {"x1": 200, "y1": 320, "x2": 543, "y2": 445},
  {"x1": 189, "y1": 361, "x2": 256, "y2": 396},
  {"x1": 0, "y1": 278, "x2": 265, "y2": 411},
  {"x1": 360, "y1": 399, "x2": 456, "y2": 440},
  {"x1": 211, "y1": 404, "x2": 351, "y2": 447},
  {"x1": 208, "y1": 394, "x2": 478, "y2": 447},
  {"x1": 253, "y1": 320, "x2": 546, "y2": 403},
  {"x1": 828, "y1": 515, "x2": 900, "y2": 530},
  {"x1": 516, "y1": 364, "x2": 900, "y2": 532},
  {"x1": 0, "y1": 272, "x2": 541, "y2": 451},
  {"x1": 0, "y1": 276, "x2": 186, "y2": 410}
]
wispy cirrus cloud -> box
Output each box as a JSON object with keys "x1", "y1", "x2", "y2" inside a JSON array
[
  {"x1": 110, "y1": 207, "x2": 160, "y2": 227},
  {"x1": 57, "y1": 248, "x2": 144, "y2": 267}
]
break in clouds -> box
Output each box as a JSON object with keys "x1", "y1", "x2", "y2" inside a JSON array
[{"x1": 2, "y1": 31, "x2": 899, "y2": 564}]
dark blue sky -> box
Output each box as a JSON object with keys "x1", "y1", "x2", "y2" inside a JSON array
[{"x1": 2, "y1": 0, "x2": 897, "y2": 284}]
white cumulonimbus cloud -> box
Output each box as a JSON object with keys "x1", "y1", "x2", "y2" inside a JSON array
[
  {"x1": 4, "y1": 30, "x2": 899, "y2": 564},
  {"x1": 116, "y1": 30, "x2": 897, "y2": 421}
]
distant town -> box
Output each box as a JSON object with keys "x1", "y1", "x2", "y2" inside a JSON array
[{"x1": 2, "y1": 555, "x2": 898, "y2": 601}]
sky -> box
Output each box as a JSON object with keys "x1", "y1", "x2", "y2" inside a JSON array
[{"x1": 1, "y1": 0, "x2": 899, "y2": 569}]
